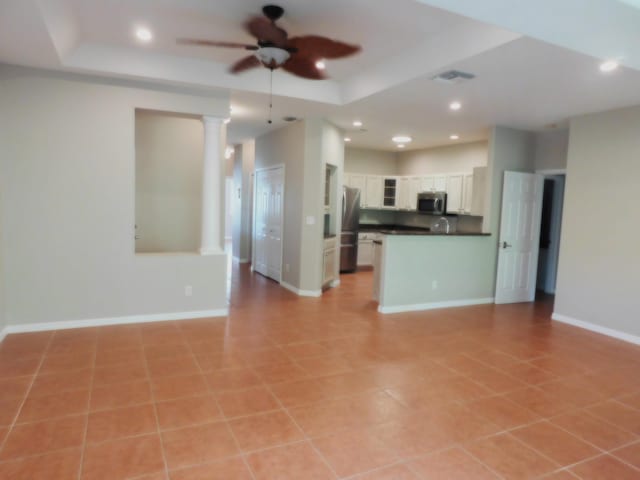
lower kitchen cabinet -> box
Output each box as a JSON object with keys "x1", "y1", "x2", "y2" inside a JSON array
[
  {"x1": 322, "y1": 236, "x2": 338, "y2": 286},
  {"x1": 357, "y1": 233, "x2": 374, "y2": 266}
]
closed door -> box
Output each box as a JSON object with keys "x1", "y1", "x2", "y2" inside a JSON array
[
  {"x1": 495, "y1": 171, "x2": 544, "y2": 304},
  {"x1": 253, "y1": 167, "x2": 284, "y2": 282}
]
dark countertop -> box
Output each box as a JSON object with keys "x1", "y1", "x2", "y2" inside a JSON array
[
  {"x1": 380, "y1": 230, "x2": 491, "y2": 236},
  {"x1": 359, "y1": 224, "x2": 431, "y2": 233}
]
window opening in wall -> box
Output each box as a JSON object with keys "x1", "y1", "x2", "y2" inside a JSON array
[{"x1": 134, "y1": 109, "x2": 204, "y2": 254}]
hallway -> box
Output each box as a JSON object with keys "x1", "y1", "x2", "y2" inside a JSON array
[{"x1": 0, "y1": 264, "x2": 639, "y2": 479}]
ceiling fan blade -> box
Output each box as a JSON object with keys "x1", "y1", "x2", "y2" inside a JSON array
[
  {"x1": 287, "y1": 35, "x2": 361, "y2": 59},
  {"x1": 230, "y1": 55, "x2": 262, "y2": 74},
  {"x1": 177, "y1": 38, "x2": 258, "y2": 50},
  {"x1": 282, "y1": 55, "x2": 326, "y2": 80},
  {"x1": 245, "y1": 16, "x2": 288, "y2": 46}
]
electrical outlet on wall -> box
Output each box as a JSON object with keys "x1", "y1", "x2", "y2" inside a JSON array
[
  {"x1": 185, "y1": 285, "x2": 193, "y2": 297},
  {"x1": 432, "y1": 280, "x2": 438, "y2": 290}
]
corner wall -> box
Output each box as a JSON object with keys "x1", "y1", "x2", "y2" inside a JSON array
[
  {"x1": 554, "y1": 106, "x2": 640, "y2": 340},
  {"x1": 232, "y1": 140, "x2": 254, "y2": 262},
  {"x1": 0, "y1": 66, "x2": 230, "y2": 328}
]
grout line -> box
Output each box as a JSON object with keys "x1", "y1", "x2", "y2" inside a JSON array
[
  {"x1": 76, "y1": 338, "x2": 97, "y2": 480},
  {"x1": 0, "y1": 332, "x2": 54, "y2": 455},
  {"x1": 141, "y1": 341, "x2": 171, "y2": 480}
]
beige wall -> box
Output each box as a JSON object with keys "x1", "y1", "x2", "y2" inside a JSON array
[
  {"x1": 555, "y1": 106, "x2": 640, "y2": 338},
  {"x1": 397, "y1": 141, "x2": 488, "y2": 175},
  {"x1": 231, "y1": 142, "x2": 254, "y2": 262},
  {"x1": 135, "y1": 111, "x2": 203, "y2": 253},
  {"x1": 255, "y1": 120, "x2": 343, "y2": 293},
  {"x1": 0, "y1": 66, "x2": 230, "y2": 327},
  {"x1": 255, "y1": 121, "x2": 307, "y2": 289},
  {"x1": 534, "y1": 130, "x2": 569, "y2": 171},
  {"x1": 345, "y1": 147, "x2": 397, "y2": 175}
]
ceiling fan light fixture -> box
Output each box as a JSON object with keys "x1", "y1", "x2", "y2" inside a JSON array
[
  {"x1": 255, "y1": 47, "x2": 291, "y2": 67},
  {"x1": 315, "y1": 60, "x2": 326, "y2": 70}
]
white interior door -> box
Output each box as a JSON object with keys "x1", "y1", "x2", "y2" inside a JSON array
[
  {"x1": 253, "y1": 170, "x2": 269, "y2": 277},
  {"x1": 495, "y1": 171, "x2": 544, "y2": 304},
  {"x1": 266, "y1": 168, "x2": 283, "y2": 281},
  {"x1": 253, "y1": 167, "x2": 284, "y2": 282}
]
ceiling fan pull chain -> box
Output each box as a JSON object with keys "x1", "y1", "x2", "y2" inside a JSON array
[{"x1": 268, "y1": 68, "x2": 274, "y2": 124}]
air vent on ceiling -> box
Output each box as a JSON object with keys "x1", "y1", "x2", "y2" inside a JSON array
[
  {"x1": 432, "y1": 70, "x2": 475, "y2": 84},
  {"x1": 282, "y1": 116, "x2": 298, "y2": 122}
]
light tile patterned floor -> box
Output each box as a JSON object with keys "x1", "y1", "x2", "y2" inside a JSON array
[{"x1": 0, "y1": 264, "x2": 639, "y2": 479}]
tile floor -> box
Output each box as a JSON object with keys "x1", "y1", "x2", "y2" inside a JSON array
[{"x1": 1, "y1": 264, "x2": 639, "y2": 479}]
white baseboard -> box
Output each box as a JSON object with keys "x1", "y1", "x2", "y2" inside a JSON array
[
  {"x1": 280, "y1": 281, "x2": 322, "y2": 297},
  {"x1": 552, "y1": 312, "x2": 640, "y2": 346},
  {"x1": 330, "y1": 279, "x2": 341, "y2": 287},
  {"x1": 0, "y1": 327, "x2": 8, "y2": 343},
  {"x1": 233, "y1": 257, "x2": 249, "y2": 264},
  {"x1": 0, "y1": 309, "x2": 229, "y2": 338},
  {"x1": 378, "y1": 297, "x2": 495, "y2": 314}
]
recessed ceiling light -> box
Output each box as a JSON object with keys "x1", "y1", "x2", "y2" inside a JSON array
[
  {"x1": 344, "y1": 137, "x2": 352, "y2": 142},
  {"x1": 450, "y1": 134, "x2": 459, "y2": 140},
  {"x1": 449, "y1": 101, "x2": 462, "y2": 111},
  {"x1": 599, "y1": 60, "x2": 619, "y2": 73},
  {"x1": 392, "y1": 135, "x2": 412, "y2": 143},
  {"x1": 315, "y1": 60, "x2": 326, "y2": 70},
  {"x1": 135, "y1": 27, "x2": 153, "y2": 42},
  {"x1": 353, "y1": 120, "x2": 363, "y2": 127},
  {"x1": 397, "y1": 144, "x2": 405, "y2": 148}
]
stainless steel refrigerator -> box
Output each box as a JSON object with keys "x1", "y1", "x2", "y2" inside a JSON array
[{"x1": 340, "y1": 186, "x2": 361, "y2": 273}]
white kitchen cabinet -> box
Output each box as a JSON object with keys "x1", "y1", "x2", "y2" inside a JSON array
[
  {"x1": 470, "y1": 166, "x2": 487, "y2": 216},
  {"x1": 322, "y1": 236, "x2": 338, "y2": 286},
  {"x1": 357, "y1": 232, "x2": 374, "y2": 266},
  {"x1": 446, "y1": 174, "x2": 464, "y2": 213},
  {"x1": 408, "y1": 177, "x2": 421, "y2": 210},
  {"x1": 397, "y1": 177, "x2": 410, "y2": 210},
  {"x1": 347, "y1": 174, "x2": 367, "y2": 207},
  {"x1": 420, "y1": 175, "x2": 447, "y2": 192},
  {"x1": 463, "y1": 174, "x2": 474, "y2": 214},
  {"x1": 364, "y1": 176, "x2": 383, "y2": 209},
  {"x1": 381, "y1": 177, "x2": 398, "y2": 209}
]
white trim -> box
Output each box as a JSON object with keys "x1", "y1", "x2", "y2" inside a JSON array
[
  {"x1": 233, "y1": 256, "x2": 249, "y2": 263},
  {"x1": 0, "y1": 326, "x2": 8, "y2": 343},
  {"x1": 552, "y1": 313, "x2": 640, "y2": 346},
  {"x1": 535, "y1": 168, "x2": 567, "y2": 175},
  {"x1": 280, "y1": 281, "x2": 322, "y2": 298},
  {"x1": 330, "y1": 279, "x2": 341, "y2": 287},
  {"x1": 378, "y1": 297, "x2": 494, "y2": 314},
  {"x1": 0, "y1": 309, "x2": 228, "y2": 337}
]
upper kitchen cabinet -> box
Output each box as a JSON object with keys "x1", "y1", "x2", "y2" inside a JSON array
[
  {"x1": 420, "y1": 175, "x2": 447, "y2": 193},
  {"x1": 397, "y1": 177, "x2": 421, "y2": 210},
  {"x1": 347, "y1": 174, "x2": 367, "y2": 207},
  {"x1": 446, "y1": 174, "x2": 464, "y2": 213},
  {"x1": 381, "y1": 177, "x2": 398, "y2": 209},
  {"x1": 365, "y1": 176, "x2": 383, "y2": 209},
  {"x1": 463, "y1": 173, "x2": 474, "y2": 214}
]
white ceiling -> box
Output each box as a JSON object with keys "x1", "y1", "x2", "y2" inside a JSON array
[{"x1": 1, "y1": 0, "x2": 639, "y2": 150}]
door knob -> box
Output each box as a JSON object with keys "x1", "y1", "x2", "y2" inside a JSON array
[{"x1": 501, "y1": 241, "x2": 512, "y2": 249}]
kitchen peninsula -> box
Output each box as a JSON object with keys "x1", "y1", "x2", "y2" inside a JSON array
[{"x1": 373, "y1": 231, "x2": 495, "y2": 313}]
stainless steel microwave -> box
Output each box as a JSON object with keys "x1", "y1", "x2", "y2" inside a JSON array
[{"x1": 417, "y1": 191, "x2": 447, "y2": 215}]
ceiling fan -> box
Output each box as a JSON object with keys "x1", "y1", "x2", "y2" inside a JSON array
[{"x1": 177, "y1": 4, "x2": 362, "y2": 80}]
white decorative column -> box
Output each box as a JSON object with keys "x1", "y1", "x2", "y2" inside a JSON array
[{"x1": 199, "y1": 116, "x2": 226, "y2": 255}]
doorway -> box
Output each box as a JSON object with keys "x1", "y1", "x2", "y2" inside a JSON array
[
  {"x1": 252, "y1": 166, "x2": 284, "y2": 282},
  {"x1": 536, "y1": 174, "x2": 565, "y2": 295}
]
